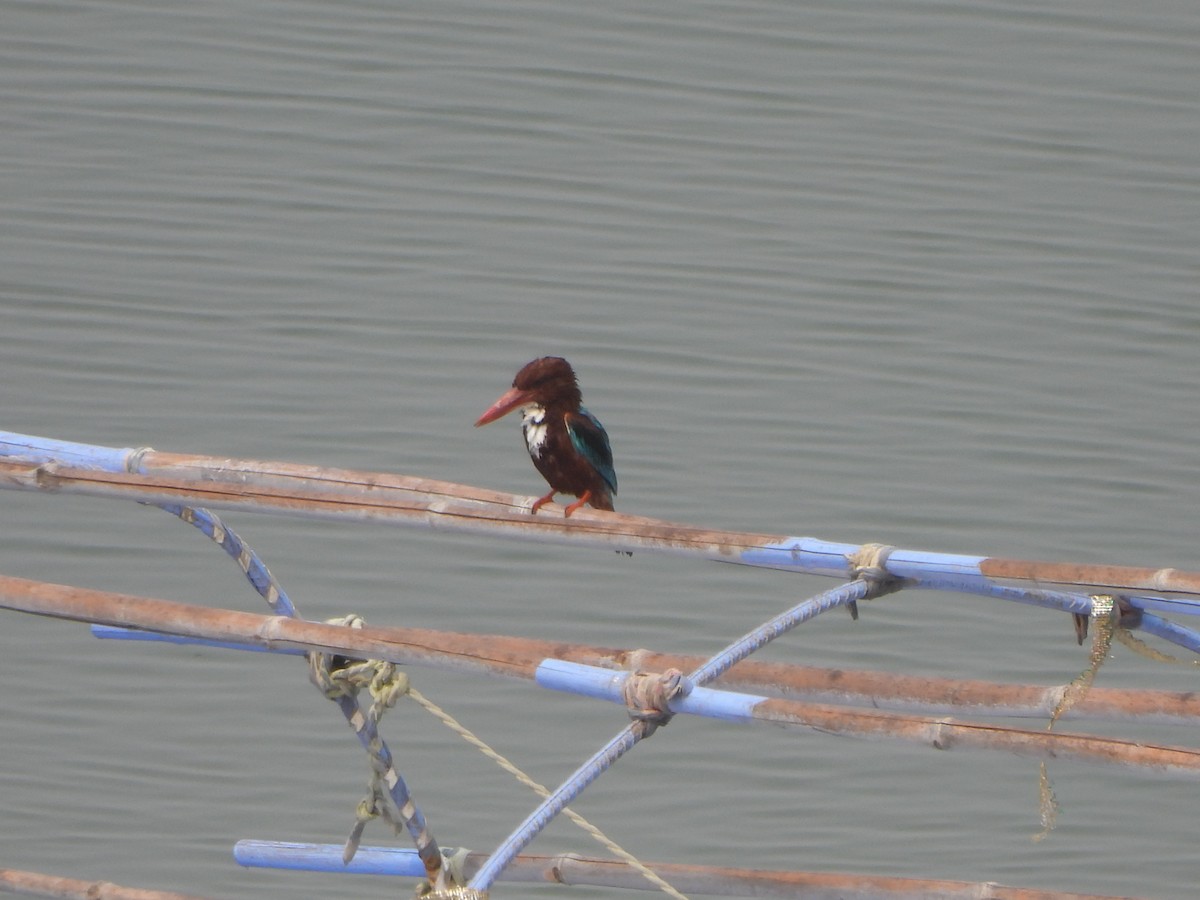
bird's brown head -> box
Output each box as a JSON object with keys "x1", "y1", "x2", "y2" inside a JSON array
[{"x1": 474, "y1": 357, "x2": 582, "y2": 426}]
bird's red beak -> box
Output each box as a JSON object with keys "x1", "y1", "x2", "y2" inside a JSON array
[{"x1": 474, "y1": 386, "x2": 534, "y2": 427}]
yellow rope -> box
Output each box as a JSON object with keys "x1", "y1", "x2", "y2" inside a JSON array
[
  {"x1": 405, "y1": 685, "x2": 690, "y2": 900},
  {"x1": 1037, "y1": 596, "x2": 1118, "y2": 840},
  {"x1": 417, "y1": 886, "x2": 487, "y2": 900},
  {"x1": 1115, "y1": 627, "x2": 1200, "y2": 666}
]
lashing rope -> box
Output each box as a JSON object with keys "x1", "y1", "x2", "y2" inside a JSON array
[
  {"x1": 305, "y1": 615, "x2": 442, "y2": 876},
  {"x1": 621, "y1": 668, "x2": 690, "y2": 736},
  {"x1": 844, "y1": 542, "x2": 906, "y2": 618},
  {"x1": 417, "y1": 887, "x2": 487, "y2": 900}
]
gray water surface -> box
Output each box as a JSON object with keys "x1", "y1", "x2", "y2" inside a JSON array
[{"x1": 3, "y1": 2, "x2": 1199, "y2": 898}]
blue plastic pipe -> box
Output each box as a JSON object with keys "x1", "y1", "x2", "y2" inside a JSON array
[
  {"x1": 536, "y1": 660, "x2": 763, "y2": 722},
  {"x1": 235, "y1": 839, "x2": 427, "y2": 876},
  {"x1": 0, "y1": 432, "x2": 146, "y2": 472}
]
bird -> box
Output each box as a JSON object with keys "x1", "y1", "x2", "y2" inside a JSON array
[{"x1": 474, "y1": 356, "x2": 617, "y2": 517}]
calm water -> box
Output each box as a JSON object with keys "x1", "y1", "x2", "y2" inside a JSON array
[{"x1": 3, "y1": 1, "x2": 1200, "y2": 897}]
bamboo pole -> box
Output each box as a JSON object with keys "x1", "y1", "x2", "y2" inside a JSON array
[
  {"x1": 230, "y1": 842, "x2": 1145, "y2": 899},
  {"x1": 3, "y1": 574, "x2": 1199, "y2": 778},
  {"x1": 534, "y1": 659, "x2": 1200, "y2": 777},
  {"x1": 12, "y1": 572, "x2": 1200, "y2": 725},
  {"x1": 2, "y1": 430, "x2": 1200, "y2": 604},
  {"x1": 91, "y1": 623, "x2": 1200, "y2": 725},
  {"x1": 0, "y1": 868, "x2": 215, "y2": 900}
]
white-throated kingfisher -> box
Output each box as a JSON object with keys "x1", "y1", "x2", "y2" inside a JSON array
[{"x1": 475, "y1": 356, "x2": 617, "y2": 516}]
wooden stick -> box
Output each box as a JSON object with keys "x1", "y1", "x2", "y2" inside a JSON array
[
  {"x1": 2, "y1": 441, "x2": 1199, "y2": 604},
  {"x1": 4, "y1": 573, "x2": 1200, "y2": 777}
]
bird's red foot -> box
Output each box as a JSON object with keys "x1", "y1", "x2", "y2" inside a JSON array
[
  {"x1": 563, "y1": 490, "x2": 593, "y2": 518},
  {"x1": 531, "y1": 490, "x2": 557, "y2": 514}
]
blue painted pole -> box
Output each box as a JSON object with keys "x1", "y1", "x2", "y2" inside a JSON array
[
  {"x1": 1136, "y1": 615, "x2": 1200, "y2": 656},
  {"x1": 742, "y1": 538, "x2": 1200, "y2": 619},
  {"x1": 0, "y1": 431, "x2": 147, "y2": 472},
  {"x1": 90, "y1": 624, "x2": 306, "y2": 655},
  {"x1": 235, "y1": 840, "x2": 427, "y2": 876},
  {"x1": 972, "y1": 584, "x2": 1200, "y2": 654},
  {"x1": 974, "y1": 583, "x2": 1095, "y2": 616},
  {"x1": 158, "y1": 504, "x2": 297, "y2": 617},
  {"x1": 689, "y1": 578, "x2": 871, "y2": 686},
  {"x1": 536, "y1": 659, "x2": 764, "y2": 722},
  {"x1": 91, "y1": 612, "x2": 1200, "y2": 729}
]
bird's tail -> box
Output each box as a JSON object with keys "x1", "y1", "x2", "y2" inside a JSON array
[{"x1": 590, "y1": 490, "x2": 615, "y2": 511}]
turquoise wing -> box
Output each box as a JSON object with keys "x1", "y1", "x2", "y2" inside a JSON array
[{"x1": 565, "y1": 408, "x2": 617, "y2": 496}]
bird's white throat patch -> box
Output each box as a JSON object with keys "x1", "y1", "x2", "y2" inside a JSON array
[{"x1": 520, "y1": 405, "x2": 548, "y2": 457}]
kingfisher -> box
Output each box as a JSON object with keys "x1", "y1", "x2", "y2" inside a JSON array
[{"x1": 475, "y1": 356, "x2": 617, "y2": 517}]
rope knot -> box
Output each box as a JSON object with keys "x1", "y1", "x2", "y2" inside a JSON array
[
  {"x1": 307, "y1": 614, "x2": 409, "y2": 706},
  {"x1": 846, "y1": 542, "x2": 896, "y2": 586},
  {"x1": 414, "y1": 848, "x2": 476, "y2": 898},
  {"x1": 844, "y1": 543, "x2": 906, "y2": 617},
  {"x1": 415, "y1": 887, "x2": 487, "y2": 900},
  {"x1": 622, "y1": 668, "x2": 691, "y2": 735}
]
